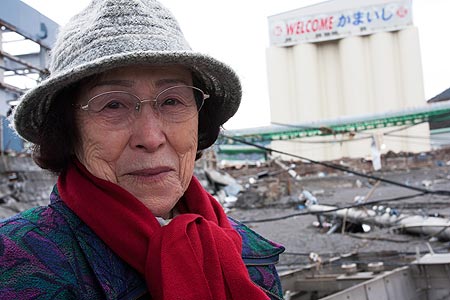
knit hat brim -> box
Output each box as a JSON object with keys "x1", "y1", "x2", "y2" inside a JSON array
[{"x1": 13, "y1": 50, "x2": 241, "y2": 144}]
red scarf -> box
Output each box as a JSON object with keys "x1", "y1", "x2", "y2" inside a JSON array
[{"x1": 57, "y1": 161, "x2": 268, "y2": 300}]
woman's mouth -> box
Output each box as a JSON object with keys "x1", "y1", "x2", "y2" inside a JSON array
[{"x1": 127, "y1": 167, "x2": 174, "y2": 180}]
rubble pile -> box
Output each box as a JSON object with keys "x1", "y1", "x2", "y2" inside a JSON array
[
  {"x1": 0, "y1": 156, "x2": 56, "y2": 219},
  {"x1": 234, "y1": 178, "x2": 297, "y2": 209},
  {"x1": 2, "y1": 147, "x2": 450, "y2": 218},
  {"x1": 204, "y1": 147, "x2": 450, "y2": 210}
]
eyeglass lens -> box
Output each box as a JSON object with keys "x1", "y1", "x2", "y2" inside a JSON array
[{"x1": 85, "y1": 86, "x2": 205, "y2": 127}]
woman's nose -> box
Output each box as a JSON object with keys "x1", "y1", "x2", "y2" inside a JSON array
[{"x1": 129, "y1": 104, "x2": 167, "y2": 152}]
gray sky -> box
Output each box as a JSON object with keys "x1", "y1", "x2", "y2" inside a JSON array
[{"x1": 20, "y1": 0, "x2": 450, "y2": 129}]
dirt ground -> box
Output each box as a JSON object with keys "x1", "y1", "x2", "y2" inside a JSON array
[{"x1": 225, "y1": 150, "x2": 450, "y2": 271}]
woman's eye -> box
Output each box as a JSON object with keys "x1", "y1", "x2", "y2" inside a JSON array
[
  {"x1": 161, "y1": 98, "x2": 183, "y2": 106},
  {"x1": 99, "y1": 98, "x2": 134, "y2": 111},
  {"x1": 104, "y1": 100, "x2": 124, "y2": 109}
]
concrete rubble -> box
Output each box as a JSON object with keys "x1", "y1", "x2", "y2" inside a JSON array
[
  {"x1": 0, "y1": 156, "x2": 56, "y2": 219},
  {"x1": 2, "y1": 148, "x2": 450, "y2": 298},
  {"x1": 203, "y1": 148, "x2": 450, "y2": 211},
  {"x1": 0, "y1": 140, "x2": 448, "y2": 300},
  {"x1": 307, "y1": 201, "x2": 450, "y2": 241},
  {"x1": 212, "y1": 148, "x2": 450, "y2": 299},
  {"x1": 196, "y1": 148, "x2": 450, "y2": 268}
]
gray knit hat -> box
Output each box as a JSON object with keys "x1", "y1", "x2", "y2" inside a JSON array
[{"x1": 13, "y1": 0, "x2": 241, "y2": 144}]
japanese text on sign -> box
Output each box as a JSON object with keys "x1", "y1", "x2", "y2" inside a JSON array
[{"x1": 268, "y1": 0, "x2": 412, "y2": 47}]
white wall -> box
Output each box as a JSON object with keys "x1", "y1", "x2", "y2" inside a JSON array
[{"x1": 266, "y1": 27, "x2": 429, "y2": 161}]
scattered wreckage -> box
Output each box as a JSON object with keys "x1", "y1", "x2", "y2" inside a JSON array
[
  {"x1": 200, "y1": 157, "x2": 302, "y2": 209},
  {"x1": 200, "y1": 152, "x2": 450, "y2": 299},
  {"x1": 0, "y1": 156, "x2": 56, "y2": 218},
  {"x1": 305, "y1": 196, "x2": 450, "y2": 242},
  {"x1": 282, "y1": 194, "x2": 450, "y2": 299},
  {"x1": 280, "y1": 250, "x2": 450, "y2": 300},
  {"x1": 204, "y1": 153, "x2": 450, "y2": 240},
  {"x1": 2, "y1": 150, "x2": 450, "y2": 299}
]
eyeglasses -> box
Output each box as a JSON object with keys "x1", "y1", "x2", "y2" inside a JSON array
[{"x1": 74, "y1": 85, "x2": 209, "y2": 127}]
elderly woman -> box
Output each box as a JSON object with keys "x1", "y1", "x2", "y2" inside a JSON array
[{"x1": 0, "y1": 0, "x2": 284, "y2": 299}]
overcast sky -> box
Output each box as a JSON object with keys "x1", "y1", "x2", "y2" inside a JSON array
[{"x1": 20, "y1": 0, "x2": 450, "y2": 130}]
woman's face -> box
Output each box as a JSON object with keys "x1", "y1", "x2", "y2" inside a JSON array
[{"x1": 74, "y1": 65, "x2": 199, "y2": 218}]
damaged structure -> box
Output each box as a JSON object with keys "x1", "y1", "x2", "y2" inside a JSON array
[
  {"x1": 201, "y1": 147, "x2": 450, "y2": 299},
  {"x1": 0, "y1": 156, "x2": 55, "y2": 218},
  {"x1": 280, "y1": 251, "x2": 450, "y2": 300}
]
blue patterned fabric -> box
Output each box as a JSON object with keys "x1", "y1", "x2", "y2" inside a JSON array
[{"x1": 0, "y1": 186, "x2": 285, "y2": 299}]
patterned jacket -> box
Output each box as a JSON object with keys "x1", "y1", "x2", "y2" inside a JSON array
[{"x1": 0, "y1": 186, "x2": 285, "y2": 299}]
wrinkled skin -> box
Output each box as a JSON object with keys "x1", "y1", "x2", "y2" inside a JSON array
[{"x1": 74, "y1": 65, "x2": 198, "y2": 218}]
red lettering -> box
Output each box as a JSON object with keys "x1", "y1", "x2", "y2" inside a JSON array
[
  {"x1": 312, "y1": 19, "x2": 319, "y2": 32},
  {"x1": 286, "y1": 22, "x2": 296, "y2": 35},
  {"x1": 319, "y1": 18, "x2": 328, "y2": 30},
  {"x1": 319, "y1": 16, "x2": 334, "y2": 30},
  {"x1": 285, "y1": 16, "x2": 334, "y2": 36},
  {"x1": 295, "y1": 21, "x2": 301, "y2": 34}
]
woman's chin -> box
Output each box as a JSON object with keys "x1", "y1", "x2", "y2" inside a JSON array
[{"x1": 133, "y1": 191, "x2": 182, "y2": 218}]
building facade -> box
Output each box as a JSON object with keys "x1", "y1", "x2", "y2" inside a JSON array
[{"x1": 266, "y1": 0, "x2": 429, "y2": 161}]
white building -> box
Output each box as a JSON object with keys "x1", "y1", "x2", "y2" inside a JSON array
[{"x1": 266, "y1": 0, "x2": 429, "y2": 161}]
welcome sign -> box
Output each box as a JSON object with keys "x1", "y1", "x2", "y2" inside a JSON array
[{"x1": 268, "y1": 0, "x2": 412, "y2": 47}]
